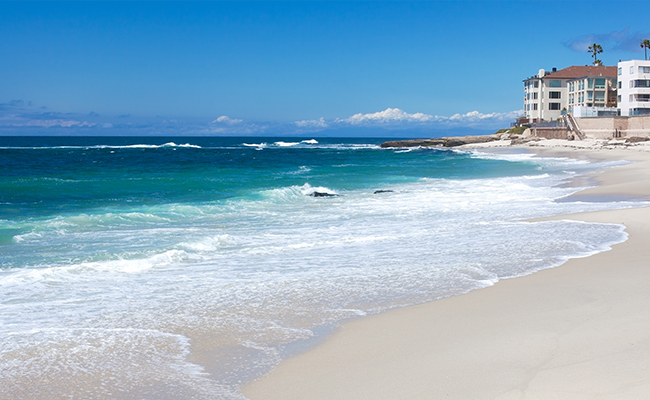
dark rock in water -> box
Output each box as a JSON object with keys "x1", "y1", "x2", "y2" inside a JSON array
[
  {"x1": 311, "y1": 191, "x2": 338, "y2": 197},
  {"x1": 373, "y1": 190, "x2": 394, "y2": 194}
]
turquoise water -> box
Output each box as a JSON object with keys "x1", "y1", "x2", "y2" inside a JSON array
[
  {"x1": 0, "y1": 136, "x2": 537, "y2": 219},
  {"x1": 0, "y1": 136, "x2": 635, "y2": 399}
]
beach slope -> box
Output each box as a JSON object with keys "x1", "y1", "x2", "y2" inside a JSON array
[{"x1": 244, "y1": 145, "x2": 650, "y2": 400}]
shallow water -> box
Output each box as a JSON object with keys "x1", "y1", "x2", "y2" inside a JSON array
[{"x1": 0, "y1": 136, "x2": 638, "y2": 399}]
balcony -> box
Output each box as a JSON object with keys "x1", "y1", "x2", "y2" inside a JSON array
[{"x1": 631, "y1": 108, "x2": 650, "y2": 116}]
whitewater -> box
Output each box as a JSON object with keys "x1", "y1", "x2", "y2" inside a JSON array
[{"x1": 0, "y1": 136, "x2": 640, "y2": 399}]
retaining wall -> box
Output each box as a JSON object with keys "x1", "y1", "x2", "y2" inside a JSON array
[
  {"x1": 531, "y1": 127, "x2": 569, "y2": 140},
  {"x1": 574, "y1": 116, "x2": 650, "y2": 139}
]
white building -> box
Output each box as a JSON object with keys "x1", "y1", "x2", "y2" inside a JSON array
[
  {"x1": 617, "y1": 59, "x2": 650, "y2": 116},
  {"x1": 522, "y1": 65, "x2": 617, "y2": 123}
]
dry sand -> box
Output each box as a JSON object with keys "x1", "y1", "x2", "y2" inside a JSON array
[{"x1": 244, "y1": 140, "x2": 650, "y2": 400}]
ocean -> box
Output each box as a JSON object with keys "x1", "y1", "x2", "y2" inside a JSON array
[{"x1": 0, "y1": 136, "x2": 637, "y2": 399}]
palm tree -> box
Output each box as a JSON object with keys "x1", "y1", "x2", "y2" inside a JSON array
[
  {"x1": 588, "y1": 43, "x2": 603, "y2": 65},
  {"x1": 641, "y1": 39, "x2": 650, "y2": 61}
]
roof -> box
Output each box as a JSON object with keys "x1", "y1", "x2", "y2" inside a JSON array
[{"x1": 543, "y1": 65, "x2": 617, "y2": 79}]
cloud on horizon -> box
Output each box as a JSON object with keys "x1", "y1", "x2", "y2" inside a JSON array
[
  {"x1": 0, "y1": 101, "x2": 519, "y2": 136},
  {"x1": 294, "y1": 117, "x2": 328, "y2": 129},
  {"x1": 0, "y1": 100, "x2": 97, "y2": 129},
  {"x1": 338, "y1": 108, "x2": 435, "y2": 125},
  {"x1": 331, "y1": 108, "x2": 520, "y2": 128},
  {"x1": 21, "y1": 119, "x2": 96, "y2": 128},
  {"x1": 212, "y1": 115, "x2": 243, "y2": 125}
]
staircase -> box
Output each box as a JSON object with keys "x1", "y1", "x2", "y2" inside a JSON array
[{"x1": 563, "y1": 114, "x2": 585, "y2": 140}]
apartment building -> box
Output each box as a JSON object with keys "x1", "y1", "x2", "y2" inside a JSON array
[
  {"x1": 522, "y1": 65, "x2": 617, "y2": 123},
  {"x1": 617, "y1": 59, "x2": 650, "y2": 116},
  {"x1": 567, "y1": 74, "x2": 617, "y2": 110}
]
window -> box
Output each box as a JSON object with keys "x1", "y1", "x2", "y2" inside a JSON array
[
  {"x1": 639, "y1": 66, "x2": 650, "y2": 74},
  {"x1": 634, "y1": 80, "x2": 650, "y2": 88},
  {"x1": 569, "y1": 82, "x2": 574, "y2": 92},
  {"x1": 636, "y1": 94, "x2": 650, "y2": 102},
  {"x1": 549, "y1": 80, "x2": 561, "y2": 87},
  {"x1": 619, "y1": 67, "x2": 622, "y2": 75},
  {"x1": 630, "y1": 80, "x2": 634, "y2": 88},
  {"x1": 631, "y1": 66, "x2": 635, "y2": 74},
  {"x1": 549, "y1": 91, "x2": 561, "y2": 99},
  {"x1": 526, "y1": 104, "x2": 530, "y2": 111},
  {"x1": 549, "y1": 103, "x2": 561, "y2": 110},
  {"x1": 618, "y1": 81, "x2": 622, "y2": 89},
  {"x1": 595, "y1": 78, "x2": 606, "y2": 89},
  {"x1": 594, "y1": 91, "x2": 605, "y2": 102},
  {"x1": 533, "y1": 92, "x2": 538, "y2": 100},
  {"x1": 618, "y1": 95, "x2": 622, "y2": 103},
  {"x1": 533, "y1": 104, "x2": 538, "y2": 111},
  {"x1": 630, "y1": 94, "x2": 634, "y2": 102},
  {"x1": 587, "y1": 78, "x2": 594, "y2": 89},
  {"x1": 587, "y1": 91, "x2": 593, "y2": 101}
]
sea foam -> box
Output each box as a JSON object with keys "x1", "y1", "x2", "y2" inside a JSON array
[{"x1": 0, "y1": 138, "x2": 642, "y2": 400}]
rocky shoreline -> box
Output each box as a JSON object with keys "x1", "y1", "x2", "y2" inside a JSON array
[
  {"x1": 380, "y1": 135, "x2": 502, "y2": 148},
  {"x1": 380, "y1": 134, "x2": 650, "y2": 149}
]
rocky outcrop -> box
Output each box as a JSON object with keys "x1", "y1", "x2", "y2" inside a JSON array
[
  {"x1": 380, "y1": 135, "x2": 500, "y2": 148},
  {"x1": 510, "y1": 136, "x2": 542, "y2": 145},
  {"x1": 310, "y1": 192, "x2": 339, "y2": 197}
]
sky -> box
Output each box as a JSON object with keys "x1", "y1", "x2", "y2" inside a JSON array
[{"x1": 2, "y1": 0, "x2": 650, "y2": 137}]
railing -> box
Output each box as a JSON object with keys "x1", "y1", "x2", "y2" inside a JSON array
[
  {"x1": 532, "y1": 121, "x2": 566, "y2": 128},
  {"x1": 631, "y1": 109, "x2": 650, "y2": 116}
]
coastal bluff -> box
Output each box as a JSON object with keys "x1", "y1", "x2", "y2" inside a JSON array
[{"x1": 380, "y1": 135, "x2": 500, "y2": 148}]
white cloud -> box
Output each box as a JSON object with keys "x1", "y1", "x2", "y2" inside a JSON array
[
  {"x1": 212, "y1": 115, "x2": 243, "y2": 125},
  {"x1": 446, "y1": 110, "x2": 521, "y2": 122},
  {"x1": 294, "y1": 117, "x2": 328, "y2": 128},
  {"x1": 333, "y1": 108, "x2": 521, "y2": 127},
  {"x1": 339, "y1": 108, "x2": 435, "y2": 125}
]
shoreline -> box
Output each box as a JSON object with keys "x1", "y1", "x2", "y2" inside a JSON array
[{"x1": 243, "y1": 140, "x2": 650, "y2": 399}]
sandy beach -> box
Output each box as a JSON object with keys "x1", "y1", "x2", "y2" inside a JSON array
[{"x1": 244, "y1": 139, "x2": 650, "y2": 399}]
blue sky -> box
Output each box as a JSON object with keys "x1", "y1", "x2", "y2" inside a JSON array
[{"x1": 2, "y1": 1, "x2": 650, "y2": 136}]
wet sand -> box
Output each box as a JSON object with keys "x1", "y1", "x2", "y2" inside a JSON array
[{"x1": 244, "y1": 140, "x2": 650, "y2": 399}]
